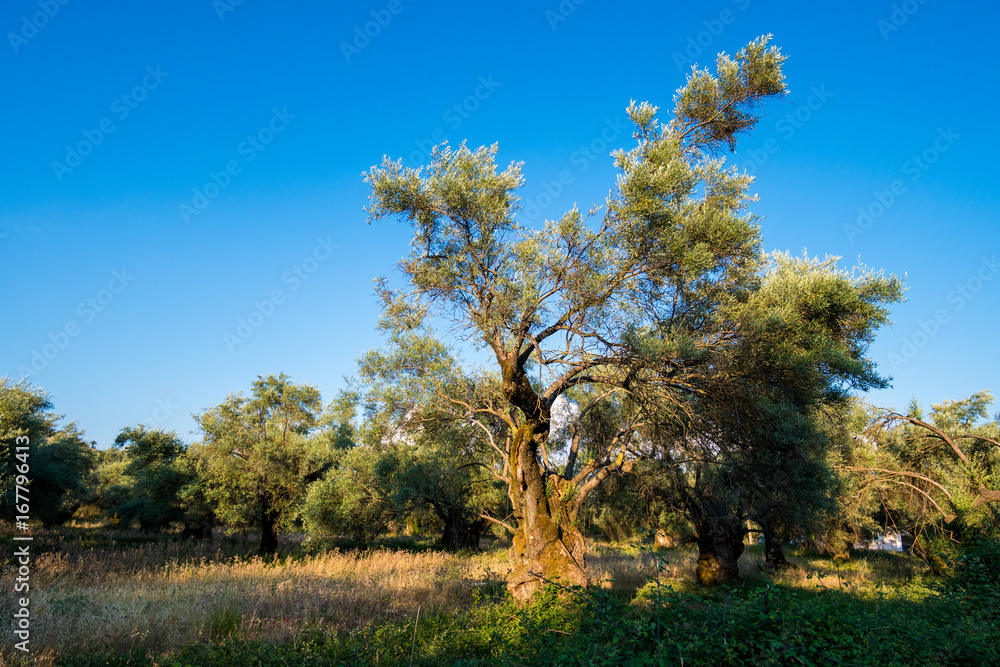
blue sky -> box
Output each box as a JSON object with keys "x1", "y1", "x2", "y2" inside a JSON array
[{"x1": 2, "y1": 0, "x2": 997, "y2": 446}]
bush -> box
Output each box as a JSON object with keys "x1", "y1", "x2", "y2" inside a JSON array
[{"x1": 939, "y1": 536, "x2": 1000, "y2": 608}]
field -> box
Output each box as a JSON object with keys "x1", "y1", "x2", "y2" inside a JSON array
[{"x1": 2, "y1": 526, "x2": 997, "y2": 666}]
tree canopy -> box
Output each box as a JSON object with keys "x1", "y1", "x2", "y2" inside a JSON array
[
  {"x1": 362, "y1": 35, "x2": 905, "y2": 599},
  {"x1": 197, "y1": 373, "x2": 324, "y2": 555}
]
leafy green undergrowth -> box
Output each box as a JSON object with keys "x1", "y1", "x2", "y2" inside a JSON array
[{"x1": 56, "y1": 567, "x2": 1000, "y2": 667}]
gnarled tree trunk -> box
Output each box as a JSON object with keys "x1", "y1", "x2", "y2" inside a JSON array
[
  {"x1": 440, "y1": 507, "x2": 487, "y2": 551},
  {"x1": 507, "y1": 421, "x2": 589, "y2": 602},
  {"x1": 691, "y1": 513, "x2": 746, "y2": 585}
]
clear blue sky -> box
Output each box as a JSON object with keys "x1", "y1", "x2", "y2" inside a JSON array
[{"x1": 2, "y1": 0, "x2": 998, "y2": 447}]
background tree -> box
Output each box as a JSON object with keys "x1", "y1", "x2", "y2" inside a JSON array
[
  {"x1": 1, "y1": 378, "x2": 95, "y2": 527},
  {"x1": 197, "y1": 373, "x2": 323, "y2": 555},
  {"x1": 303, "y1": 442, "x2": 411, "y2": 542},
  {"x1": 838, "y1": 391, "x2": 1000, "y2": 567},
  {"x1": 104, "y1": 426, "x2": 189, "y2": 531},
  {"x1": 101, "y1": 426, "x2": 214, "y2": 536},
  {"x1": 304, "y1": 322, "x2": 512, "y2": 549},
  {"x1": 642, "y1": 252, "x2": 901, "y2": 583}
]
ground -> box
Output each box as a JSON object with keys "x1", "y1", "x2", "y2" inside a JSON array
[{"x1": 1, "y1": 525, "x2": 996, "y2": 665}]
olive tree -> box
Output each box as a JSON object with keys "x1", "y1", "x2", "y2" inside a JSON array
[
  {"x1": 104, "y1": 426, "x2": 214, "y2": 536},
  {"x1": 1, "y1": 378, "x2": 95, "y2": 527},
  {"x1": 364, "y1": 37, "x2": 792, "y2": 600},
  {"x1": 653, "y1": 252, "x2": 902, "y2": 583},
  {"x1": 197, "y1": 373, "x2": 323, "y2": 555},
  {"x1": 304, "y1": 321, "x2": 512, "y2": 549}
]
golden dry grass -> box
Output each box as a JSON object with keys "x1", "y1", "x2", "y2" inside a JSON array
[{"x1": 0, "y1": 530, "x2": 929, "y2": 666}]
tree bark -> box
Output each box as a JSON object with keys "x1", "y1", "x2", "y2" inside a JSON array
[
  {"x1": 693, "y1": 515, "x2": 745, "y2": 585},
  {"x1": 260, "y1": 495, "x2": 279, "y2": 556},
  {"x1": 507, "y1": 421, "x2": 590, "y2": 602},
  {"x1": 763, "y1": 527, "x2": 791, "y2": 568},
  {"x1": 182, "y1": 517, "x2": 214, "y2": 540},
  {"x1": 440, "y1": 508, "x2": 487, "y2": 551}
]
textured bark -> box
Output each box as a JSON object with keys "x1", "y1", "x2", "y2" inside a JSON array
[
  {"x1": 693, "y1": 516, "x2": 745, "y2": 586},
  {"x1": 763, "y1": 527, "x2": 791, "y2": 568},
  {"x1": 507, "y1": 421, "x2": 589, "y2": 602},
  {"x1": 440, "y1": 509, "x2": 487, "y2": 551},
  {"x1": 973, "y1": 486, "x2": 1000, "y2": 508}
]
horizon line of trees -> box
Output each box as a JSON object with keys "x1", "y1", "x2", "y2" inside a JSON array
[{"x1": 3, "y1": 374, "x2": 997, "y2": 581}]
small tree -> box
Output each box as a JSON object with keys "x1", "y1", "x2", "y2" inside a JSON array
[
  {"x1": 197, "y1": 373, "x2": 323, "y2": 555},
  {"x1": 101, "y1": 426, "x2": 215, "y2": 536},
  {"x1": 839, "y1": 391, "x2": 1000, "y2": 567},
  {"x1": 304, "y1": 325, "x2": 512, "y2": 549},
  {"x1": 106, "y1": 426, "x2": 188, "y2": 531},
  {"x1": 1, "y1": 378, "x2": 95, "y2": 527}
]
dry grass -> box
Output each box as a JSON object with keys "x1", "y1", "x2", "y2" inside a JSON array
[
  {"x1": 1, "y1": 535, "x2": 508, "y2": 664},
  {"x1": 0, "y1": 529, "x2": 930, "y2": 665}
]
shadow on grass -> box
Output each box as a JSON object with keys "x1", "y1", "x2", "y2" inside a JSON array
[{"x1": 53, "y1": 574, "x2": 999, "y2": 667}]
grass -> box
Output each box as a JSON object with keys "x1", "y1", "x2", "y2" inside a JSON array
[{"x1": 1, "y1": 525, "x2": 995, "y2": 666}]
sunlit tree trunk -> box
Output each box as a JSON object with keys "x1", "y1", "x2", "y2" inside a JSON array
[
  {"x1": 507, "y1": 421, "x2": 590, "y2": 602},
  {"x1": 690, "y1": 508, "x2": 745, "y2": 585}
]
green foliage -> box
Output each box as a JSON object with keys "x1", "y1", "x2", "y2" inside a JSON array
[
  {"x1": 301, "y1": 444, "x2": 402, "y2": 541},
  {"x1": 206, "y1": 606, "x2": 243, "y2": 640},
  {"x1": 939, "y1": 536, "x2": 1000, "y2": 611},
  {"x1": 302, "y1": 317, "x2": 510, "y2": 550},
  {"x1": 102, "y1": 426, "x2": 196, "y2": 532},
  {"x1": 834, "y1": 391, "x2": 1000, "y2": 565},
  {"x1": 0, "y1": 378, "x2": 95, "y2": 526},
  {"x1": 197, "y1": 373, "x2": 325, "y2": 553}
]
